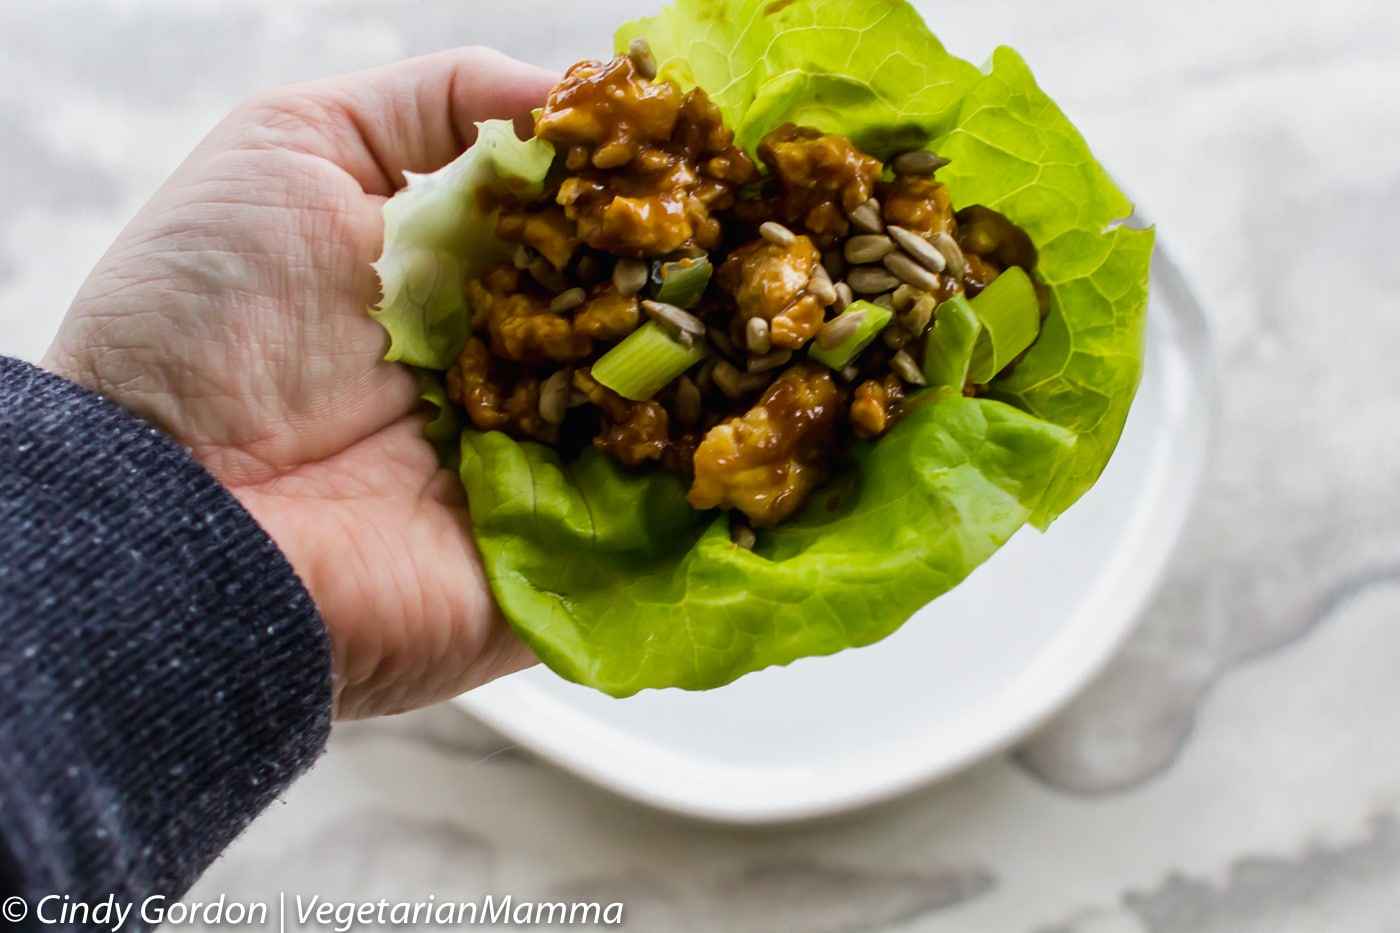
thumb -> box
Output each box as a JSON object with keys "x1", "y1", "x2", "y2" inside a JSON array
[{"x1": 246, "y1": 45, "x2": 558, "y2": 196}]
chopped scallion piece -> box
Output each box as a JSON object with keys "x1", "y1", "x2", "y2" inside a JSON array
[
  {"x1": 654, "y1": 257, "x2": 713, "y2": 309},
  {"x1": 967, "y1": 266, "x2": 1040, "y2": 384},
  {"x1": 922, "y1": 294, "x2": 980, "y2": 388},
  {"x1": 592, "y1": 321, "x2": 707, "y2": 401},
  {"x1": 808, "y1": 300, "x2": 893, "y2": 370}
]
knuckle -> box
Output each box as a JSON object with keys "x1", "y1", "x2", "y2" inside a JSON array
[{"x1": 235, "y1": 85, "x2": 343, "y2": 141}]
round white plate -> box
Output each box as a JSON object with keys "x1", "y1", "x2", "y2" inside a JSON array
[{"x1": 455, "y1": 233, "x2": 1216, "y2": 823}]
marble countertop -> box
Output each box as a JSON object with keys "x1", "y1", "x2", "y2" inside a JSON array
[{"x1": 3, "y1": 1, "x2": 1398, "y2": 929}]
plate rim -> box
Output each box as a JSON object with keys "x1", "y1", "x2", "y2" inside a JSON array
[{"x1": 454, "y1": 229, "x2": 1219, "y2": 824}]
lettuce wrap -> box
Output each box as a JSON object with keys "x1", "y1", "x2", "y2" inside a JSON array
[{"x1": 371, "y1": 0, "x2": 1152, "y2": 696}]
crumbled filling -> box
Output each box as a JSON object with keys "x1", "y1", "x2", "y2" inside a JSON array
[
  {"x1": 496, "y1": 206, "x2": 579, "y2": 271},
  {"x1": 465, "y1": 265, "x2": 592, "y2": 363},
  {"x1": 445, "y1": 50, "x2": 1047, "y2": 530},
  {"x1": 573, "y1": 368, "x2": 670, "y2": 466},
  {"x1": 572, "y1": 285, "x2": 641, "y2": 341},
  {"x1": 878, "y1": 173, "x2": 956, "y2": 237},
  {"x1": 687, "y1": 362, "x2": 840, "y2": 527},
  {"x1": 448, "y1": 338, "x2": 556, "y2": 444},
  {"x1": 537, "y1": 57, "x2": 757, "y2": 258},
  {"x1": 757, "y1": 123, "x2": 884, "y2": 246},
  {"x1": 849, "y1": 374, "x2": 906, "y2": 440},
  {"x1": 534, "y1": 55, "x2": 683, "y2": 170},
  {"x1": 716, "y1": 235, "x2": 825, "y2": 350}
]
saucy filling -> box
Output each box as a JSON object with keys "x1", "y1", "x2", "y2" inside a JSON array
[{"x1": 446, "y1": 44, "x2": 1048, "y2": 537}]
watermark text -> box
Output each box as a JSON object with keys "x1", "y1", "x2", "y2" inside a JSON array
[{"x1": 2, "y1": 893, "x2": 624, "y2": 930}]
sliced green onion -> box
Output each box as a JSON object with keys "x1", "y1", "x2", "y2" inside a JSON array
[
  {"x1": 592, "y1": 321, "x2": 707, "y2": 401},
  {"x1": 808, "y1": 300, "x2": 893, "y2": 370},
  {"x1": 967, "y1": 266, "x2": 1040, "y2": 384},
  {"x1": 653, "y1": 257, "x2": 712, "y2": 309},
  {"x1": 922, "y1": 293, "x2": 980, "y2": 388}
]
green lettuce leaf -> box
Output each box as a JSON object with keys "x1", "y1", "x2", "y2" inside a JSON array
[
  {"x1": 621, "y1": 2, "x2": 1152, "y2": 526},
  {"x1": 463, "y1": 395, "x2": 1075, "y2": 694},
  {"x1": 932, "y1": 47, "x2": 1151, "y2": 524},
  {"x1": 415, "y1": 368, "x2": 462, "y2": 468},
  {"x1": 370, "y1": 0, "x2": 1152, "y2": 695},
  {"x1": 370, "y1": 120, "x2": 554, "y2": 368},
  {"x1": 615, "y1": 0, "x2": 982, "y2": 154}
]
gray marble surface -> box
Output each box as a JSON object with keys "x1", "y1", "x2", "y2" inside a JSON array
[{"x1": 3, "y1": 1, "x2": 1398, "y2": 930}]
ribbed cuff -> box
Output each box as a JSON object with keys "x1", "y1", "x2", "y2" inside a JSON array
[{"x1": 0, "y1": 357, "x2": 331, "y2": 921}]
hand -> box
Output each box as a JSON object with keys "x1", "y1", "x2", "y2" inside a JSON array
[{"x1": 43, "y1": 48, "x2": 556, "y2": 719}]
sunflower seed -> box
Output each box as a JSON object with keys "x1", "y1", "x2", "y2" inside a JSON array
[
  {"x1": 847, "y1": 198, "x2": 884, "y2": 234},
  {"x1": 891, "y1": 150, "x2": 951, "y2": 175},
  {"x1": 695, "y1": 357, "x2": 717, "y2": 393},
  {"x1": 642, "y1": 299, "x2": 706, "y2": 339},
  {"x1": 708, "y1": 326, "x2": 741, "y2": 363},
  {"x1": 817, "y1": 309, "x2": 864, "y2": 349},
  {"x1": 759, "y1": 221, "x2": 797, "y2": 247},
  {"x1": 882, "y1": 323, "x2": 910, "y2": 349},
  {"x1": 512, "y1": 243, "x2": 533, "y2": 270},
  {"x1": 847, "y1": 265, "x2": 901, "y2": 294},
  {"x1": 528, "y1": 257, "x2": 568, "y2": 292},
  {"x1": 674, "y1": 375, "x2": 702, "y2": 426},
  {"x1": 838, "y1": 364, "x2": 860, "y2": 383},
  {"x1": 886, "y1": 225, "x2": 947, "y2": 273},
  {"x1": 892, "y1": 283, "x2": 920, "y2": 313},
  {"x1": 822, "y1": 249, "x2": 846, "y2": 280},
  {"x1": 612, "y1": 258, "x2": 649, "y2": 297},
  {"x1": 903, "y1": 294, "x2": 936, "y2": 335},
  {"x1": 567, "y1": 389, "x2": 589, "y2": 408},
  {"x1": 807, "y1": 274, "x2": 838, "y2": 307},
  {"x1": 890, "y1": 348, "x2": 928, "y2": 386},
  {"x1": 576, "y1": 255, "x2": 602, "y2": 285},
  {"x1": 627, "y1": 37, "x2": 658, "y2": 80},
  {"x1": 549, "y1": 287, "x2": 587, "y2": 313},
  {"x1": 712, "y1": 360, "x2": 769, "y2": 399},
  {"x1": 747, "y1": 349, "x2": 792, "y2": 373},
  {"x1": 930, "y1": 232, "x2": 966, "y2": 280},
  {"x1": 833, "y1": 281, "x2": 854, "y2": 312},
  {"x1": 538, "y1": 369, "x2": 572, "y2": 424},
  {"x1": 883, "y1": 250, "x2": 943, "y2": 292},
  {"x1": 740, "y1": 370, "x2": 774, "y2": 393},
  {"x1": 731, "y1": 522, "x2": 756, "y2": 550},
  {"x1": 844, "y1": 234, "x2": 895, "y2": 265},
  {"x1": 745, "y1": 316, "x2": 772, "y2": 354}
]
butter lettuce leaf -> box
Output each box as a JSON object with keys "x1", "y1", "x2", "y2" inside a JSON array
[
  {"x1": 619, "y1": 3, "x2": 1152, "y2": 526},
  {"x1": 616, "y1": 0, "x2": 982, "y2": 154},
  {"x1": 933, "y1": 47, "x2": 1151, "y2": 524},
  {"x1": 370, "y1": 0, "x2": 1152, "y2": 695},
  {"x1": 415, "y1": 368, "x2": 462, "y2": 467},
  {"x1": 370, "y1": 119, "x2": 554, "y2": 368},
  {"x1": 463, "y1": 395, "x2": 1075, "y2": 694}
]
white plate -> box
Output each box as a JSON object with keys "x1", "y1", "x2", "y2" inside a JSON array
[{"x1": 455, "y1": 233, "x2": 1216, "y2": 823}]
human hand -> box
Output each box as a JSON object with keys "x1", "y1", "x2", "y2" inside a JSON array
[{"x1": 43, "y1": 48, "x2": 557, "y2": 719}]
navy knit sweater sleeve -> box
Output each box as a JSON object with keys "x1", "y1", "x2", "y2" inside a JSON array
[{"x1": 0, "y1": 357, "x2": 332, "y2": 926}]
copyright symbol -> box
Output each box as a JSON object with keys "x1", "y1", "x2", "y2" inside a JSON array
[{"x1": 2, "y1": 896, "x2": 27, "y2": 921}]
